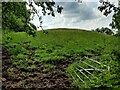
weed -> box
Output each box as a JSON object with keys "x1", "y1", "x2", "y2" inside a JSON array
[{"x1": 43, "y1": 64, "x2": 54, "y2": 71}]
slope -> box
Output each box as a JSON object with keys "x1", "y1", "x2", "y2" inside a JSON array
[{"x1": 2, "y1": 28, "x2": 119, "y2": 89}]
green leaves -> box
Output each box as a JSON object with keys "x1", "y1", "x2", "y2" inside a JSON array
[
  {"x1": 94, "y1": 27, "x2": 114, "y2": 35},
  {"x1": 98, "y1": 1, "x2": 116, "y2": 16},
  {"x1": 98, "y1": 1, "x2": 120, "y2": 36},
  {"x1": 2, "y1": 2, "x2": 37, "y2": 36},
  {"x1": 57, "y1": 5, "x2": 63, "y2": 14},
  {"x1": 2, "y1": 1, "x2": 63, "y2": 36}
]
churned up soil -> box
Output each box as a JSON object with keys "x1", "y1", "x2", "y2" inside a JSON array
[{"x1": 2, "y1": 48, "x2": 77, "y2": 89}]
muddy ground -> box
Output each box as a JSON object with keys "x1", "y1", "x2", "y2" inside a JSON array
[{"x1": 2, "y1": 48, "x2": 77, "y2": 89}]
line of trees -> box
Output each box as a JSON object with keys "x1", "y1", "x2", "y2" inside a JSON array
[{"x1": 93, "y1": 27, "x2": 114, "y2": 35}]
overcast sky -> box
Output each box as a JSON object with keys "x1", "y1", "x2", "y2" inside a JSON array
[{"x1": 30, "y1": 0, "x2": 118, "y2": 30}]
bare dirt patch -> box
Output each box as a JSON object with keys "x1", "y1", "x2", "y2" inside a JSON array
[{"x1": 2, "y1": 48, "x2": 76, "y2": 89}]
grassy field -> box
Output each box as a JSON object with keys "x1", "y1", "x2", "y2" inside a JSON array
[{"x1": 2, "y1": 28, "x2": 120, "y2": 89}]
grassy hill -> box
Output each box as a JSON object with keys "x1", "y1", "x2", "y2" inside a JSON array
[{"x1": 2, "y1": 28, "x2": 119, "y2": 89}]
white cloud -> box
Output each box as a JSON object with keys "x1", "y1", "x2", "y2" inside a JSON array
[{"x1": 30, "y1": 1, "x2": 116, "y2": 30}]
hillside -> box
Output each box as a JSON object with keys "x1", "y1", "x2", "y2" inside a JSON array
[{"x1": 2, "y1": 29, "x2": 119, "y2": 89}]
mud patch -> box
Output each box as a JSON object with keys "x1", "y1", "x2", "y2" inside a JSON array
[{"x1": 2, "y1": 49, "x2": 77, "y2": 89}]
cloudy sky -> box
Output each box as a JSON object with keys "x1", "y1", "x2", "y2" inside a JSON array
[{"x1": 30, "y1": 0, "x2": 118, "y2": 30}]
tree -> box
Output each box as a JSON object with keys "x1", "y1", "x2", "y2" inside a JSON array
[
  {"x1": 2, "y1": 2, "x2": 37, "y2": 36},
  {"x1": 95, "y1": 27, "x2": 114, "y2": 35},
  {"x1": 26, "y1": 0, "x2": 63, "y2": 33},
  {"x1": 2, "y1": 2, "x2": 28, "y2": 31},
  {"x1": 2, "y1": 0, "x2": 63, "y2": 36},
  {"x1": 98, "y1": 0, "x2": 120, "y2": 36}
]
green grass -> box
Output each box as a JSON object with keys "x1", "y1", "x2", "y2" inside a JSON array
[
  {"x1": 2, "y1": 28, "x2": 119, "y2": 88},
  {"x1": 3, "y1": 29, "x2": 117, "y2": 54},
  {"x1": 66, "y1": 54, "x2": 119, "y2": 88}
]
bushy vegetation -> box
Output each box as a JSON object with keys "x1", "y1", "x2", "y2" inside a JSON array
[
  {"x1": 2, "y1": 1, "x2": 63, "y2": 36},
  {"x1": 2, "y1": 29, "x2": 119, "y2": 88},
  {"x1": 94, "y1": 27, "x2": 114, "y2": 35}
]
